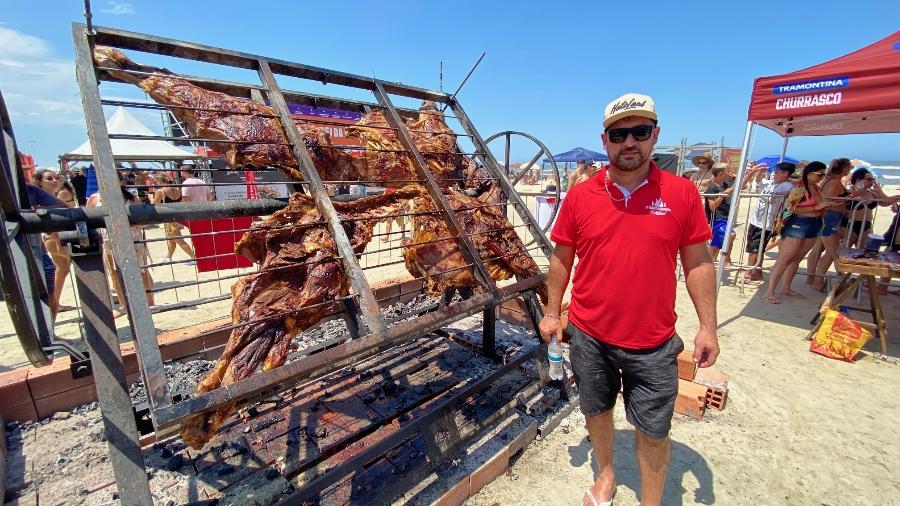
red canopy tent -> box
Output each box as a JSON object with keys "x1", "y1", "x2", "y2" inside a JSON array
[
  {"x1": 717, "y1": 31, "x2": 900, "y2": 285},
  {"x1": 748, "y1": 31, "x2": 900, "y2": 137}
]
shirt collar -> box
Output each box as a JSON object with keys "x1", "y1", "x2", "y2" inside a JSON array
[
  {"x1": 598, "y1": 161, "x2": 661, "y2": 188},
  {"x1": 597, "y1": 162, "x2": 661, "y2": 205}
]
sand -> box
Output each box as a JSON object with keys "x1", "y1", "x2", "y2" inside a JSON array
[{"x1": 2, "y1": 184, "x2": 900, "y2": 505}]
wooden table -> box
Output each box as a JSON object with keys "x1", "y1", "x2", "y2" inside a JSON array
[{"x1": 808, "y1": 247, "x2": 900, "y2": 357}]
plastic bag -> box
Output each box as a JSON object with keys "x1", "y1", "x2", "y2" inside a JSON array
[{"x1": 809, "y1": 309, "x2": 872, "y2": 363}]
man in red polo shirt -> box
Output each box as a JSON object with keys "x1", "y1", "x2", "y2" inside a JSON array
[{"x1": 539, "y1": 93, "x2": 719, "y2": 506}]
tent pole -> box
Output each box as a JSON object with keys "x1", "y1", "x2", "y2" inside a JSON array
[
  {"x1": 715, "y1": 121, "x2": 755, "y2": 291},
  {"x1": 779, "y1": 135, "x2": 789, "y2": 162}
]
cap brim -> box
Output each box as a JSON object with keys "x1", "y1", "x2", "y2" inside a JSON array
[{"x1": 603, "y1": 110, "x2": 657, "y2": 129}]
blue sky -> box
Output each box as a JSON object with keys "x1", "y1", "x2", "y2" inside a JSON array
[{"x1": 2, "y1": 1, "x2": 899, "y2": 168}]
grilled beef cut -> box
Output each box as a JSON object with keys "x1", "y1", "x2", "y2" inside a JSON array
[
  {"x1": 181, "y1": 187, "x2": 423, "y2": 449},
  {"x1": 403, "y1": 185, "x2": 547, "y2": 302},
  {"x1": 93, "y1": 47, "x2": 478, "y2": 188}
]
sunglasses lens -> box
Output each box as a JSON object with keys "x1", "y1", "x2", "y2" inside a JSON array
[
  {"x1": 632, "y1": 125, "x2": 653, "y2": 141},
  {"x1": 608, "y1": 128, "x2": 628, "y2": 143},
  {"x1": 607, "y1": 125, "x2": 653, "y2": 143}
]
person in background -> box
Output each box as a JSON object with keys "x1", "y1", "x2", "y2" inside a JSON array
[
  {"x1": 179, "y1": 164, "x2": 213, "y2": 202},
  {"x1": 151, "y1": 173, "x2": 196, "y2": 264},
  {"x1": 879, "y1": 201, "x2": 900, "y2": 295},
  {"x1": 689, "y1": 154, "x2": 715, "y2": 192},
  {"x1": 57, "y1": 180, "x2": 77, "y2": 208},
  {"x1": 568, "y1": 159, "x2": 598, "y2": 188},
  {"x1": 704, "y1": 166, "x2": 735, "y2": 266},
  {"x1": 33, "y1": 169, "x2": 76, "y2": 316},
  {"x1": 87, "y1": 174, "x2": 155, "y2": 317},
  {"x1": 764, "y1": 162, "x2": 829, "y2": 304},
  {"x1": 743, "y1": 162, "x2": 795, "y2": 282},
  {"x1": 26, "y1": 182, "x2": 66, "y2": 321},
  {"x1": 540, "y1": 93, "x2": 718, "y2": 506},
  {"x1": 69, "y1": 168, "x2": 87, "y2": 206},
  {"x1": 843, "y1": 168, "x2": 893, "y2": 249},
  {"x1": 382, "y1": 187, "x2": 407, "y2": 240},
  {"x1": 805, "y1": 158, "x2": 853, "y2": 290}
]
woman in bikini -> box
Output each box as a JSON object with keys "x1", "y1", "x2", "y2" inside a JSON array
[
  {"x1": 151, "y1": 173, "x2": 196, "y2": 263},
  {"x1": 764, "y1": 162, "x2": 832, "y2": 304},
  {"x1": 33, "y1": 170, "x2": 77, "y2": 317},
  {"x1": 805, "y1": 158, "x2": 852, "y2": 291}
]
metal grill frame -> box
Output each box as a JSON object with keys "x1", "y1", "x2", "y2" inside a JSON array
[{"x1": 57, "y1": 22, "x2": 559, "y2": 504}]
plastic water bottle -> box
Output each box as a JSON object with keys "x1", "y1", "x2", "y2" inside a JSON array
[{"x1": 548, "y1": 336, "x2": 564, "y2": 380}]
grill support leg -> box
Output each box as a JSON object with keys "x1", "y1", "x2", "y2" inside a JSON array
[
  {"x1": 483, "y1": 305, "x2": 496, "y2": 359},
  {"x1": 71, "y1": 249, "x2": 153, "y2": 506}
]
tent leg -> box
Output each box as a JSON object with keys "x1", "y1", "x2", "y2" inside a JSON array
[
  {"x1": 715, "y1": 121, "x2": 755, "y2": 291},
  {"x1": 779, "y1": 136, "x2": 790, "y2": 162}
]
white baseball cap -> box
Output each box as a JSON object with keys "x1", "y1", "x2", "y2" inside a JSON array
[{"x1": 603, "y1": 93, "x2": 657, "y2": 128}]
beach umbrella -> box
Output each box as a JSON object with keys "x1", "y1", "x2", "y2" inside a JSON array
[
  {"x1": 754, "y1": 155, "x2": 799, "y2": 168},
  {"x1": 850, "y1": 159, "x2": 870, "y2": 167}
]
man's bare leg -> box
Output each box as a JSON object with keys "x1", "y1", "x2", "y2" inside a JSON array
[
  {"x1": 583, "y1": 410, "x2": 616, "y2": 505},
  {"x1": 635, "y1": 430, "x2": 670, "y2": 506}
]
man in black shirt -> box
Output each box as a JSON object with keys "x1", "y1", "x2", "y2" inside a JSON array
[{"x1": 69, "y1": 168, "x2": 87, "y2": 205}]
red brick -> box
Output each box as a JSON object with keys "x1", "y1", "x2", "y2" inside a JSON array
[
  {"x1": 201, "y1": 328, "x2": 231, "y2": 350},
  {"x1": 369, "y1": 274, "x2": 412, "y2": 292},
  {"x1": 469, "y1": 446, "x2": 510, "y2": 495},
  {"x1": 677, "y1": 350, "x2": 697, "y2": 381},
  {"x1": 372, "y1": 282, "x2": 401, "y2": 307},
  {"x1": 158, "y1": 334, "x2": 204, "y2": 362},
  {"x1": 399, "y1": 279, "x2": 424, "y2": 303},
  {"x1": 0, "y1": 401, "x2": 38, "y2": 423},
  {"x1": 118, "y1": 342, "x2": 140, "y2": 376},
  {"x1": 694, "y1": 369, "x2": 729, "y2": 411},
  {"x1": 675, "y1": 379, "x2": 707, "y2": 420},
  {"x1": 0, "y1": 368, "x2": 32, "y2": 406},
  {"x1": 26, "y1": 356, "x2": 92, "y2": 400},
  {"x1": 34, "y1": 384, "x2": 98, "y2": 419},
  {"x1": 434, "y1": 477, "x2": 469, "y2": 506}
]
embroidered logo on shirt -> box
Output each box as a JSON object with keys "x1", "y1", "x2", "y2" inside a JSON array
[{"x1": 647, "y1": 198, "x2": 671, "y2": 216}]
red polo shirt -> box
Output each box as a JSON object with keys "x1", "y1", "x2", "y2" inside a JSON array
[{"x1": 551, "y1": 163, "x2": 711, "y2": 349}]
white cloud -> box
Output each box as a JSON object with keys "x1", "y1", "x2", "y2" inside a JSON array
[
  {"x1": 0, "y1": 27, "x2": 83, "y2": 128},
  {"x1": 101, "y1": 1, "x2": 135, "y2": 15}
]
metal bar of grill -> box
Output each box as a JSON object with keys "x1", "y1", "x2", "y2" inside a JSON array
[
  {"x1": 93, "y1": 66, "x2": 424, "y2": 119},
  {"x1": 87, "y1": 24, "x2": 450, "y2": 102},
  {"x1": 72, "y1": 24, "x2": 171, "y2": 409},
  {"x1": 373, "y1": 82, "x2": 496, "y2": 291},
  {"x1": 257, "y1": 59, "x2": 387, "y2": 338}
]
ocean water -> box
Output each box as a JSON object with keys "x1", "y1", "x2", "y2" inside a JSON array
[{"x1": 868, "y1": 161, "x2": 900, "y2": 186}]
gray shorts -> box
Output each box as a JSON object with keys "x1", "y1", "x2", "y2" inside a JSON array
[{"x1": 568, "y1": 323, "x2": 684, "y2": 439}]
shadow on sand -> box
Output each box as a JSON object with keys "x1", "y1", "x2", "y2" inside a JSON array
[{"x1": 567, "y1": 429, "x2": 715, "y2": 505}]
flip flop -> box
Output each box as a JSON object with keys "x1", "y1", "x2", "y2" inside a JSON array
[
  {"x1": 780, "y1": 290, "x2": 806, "y2": 299},
  {"x1": 583, "y1": 487, "x2": 616, "y2": 506},
  {"x1": 763, "y1": 295, "x2": 781, "y2": 304},
  {"x1": 58, "y1": 305, "x2": 78, "y2": 313}
]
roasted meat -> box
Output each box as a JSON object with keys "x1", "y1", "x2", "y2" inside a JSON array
[
  {"x1": 403, "y1": 185, "x2": 547, "y2": 302},
  {"x1": 93, "y1": 47, "x2": 478, "y2": 188},
  {"x1": 180, "y1": 186, "x2": 424, "y2": 449}
]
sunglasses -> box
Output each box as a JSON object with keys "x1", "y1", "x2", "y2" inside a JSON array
[{"x1": 605, "y1": 124, "x2": 654, "y2": 143}]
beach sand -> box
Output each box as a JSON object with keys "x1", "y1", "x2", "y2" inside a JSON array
[{"x1": 1, "y1": 184, "x2": 899, "y2": 505}]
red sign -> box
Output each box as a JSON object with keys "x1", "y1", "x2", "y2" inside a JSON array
[{"x1": 186, "y1": 217, "x2": 254, "y2": 273}]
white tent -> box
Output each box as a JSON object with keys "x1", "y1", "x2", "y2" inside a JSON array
[{"x1": 63, "y1": 106, "x2": 195, "y2": 161}]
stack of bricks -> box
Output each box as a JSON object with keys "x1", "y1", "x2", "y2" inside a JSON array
[{"x1": 675, "y1": 349, "x2": 729, "y2": 420}]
